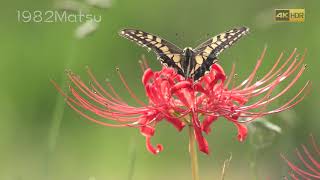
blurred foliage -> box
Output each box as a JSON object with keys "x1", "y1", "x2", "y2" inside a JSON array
[{"x1": 0, "y1": 0, "x2": 319, "y2": 179}]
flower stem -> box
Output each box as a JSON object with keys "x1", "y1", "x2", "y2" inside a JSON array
[{"x1": 188, "y1": 125, "x2": 200, "y2": 180}]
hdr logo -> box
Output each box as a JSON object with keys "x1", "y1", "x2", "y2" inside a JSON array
[{"x1": 275, "y1": 9, "x2": 305, "y2": 22}]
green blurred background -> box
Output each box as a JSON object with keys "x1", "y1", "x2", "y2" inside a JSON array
[{"x1": 0, "y1": 0, "x2": 319, "y2": 179}]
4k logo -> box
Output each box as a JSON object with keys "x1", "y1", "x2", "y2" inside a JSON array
[{"x1": 275, "y1": 9, "x2": 305, "y2": 22}]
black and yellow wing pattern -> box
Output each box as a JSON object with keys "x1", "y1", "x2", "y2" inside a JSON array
[
  {"x1": 192, "y1": 27, "x2": 250, "y2": 80},
  {"x1": 119, "y1": 29, "x2": 184, "y2": 75},
  {"x1": 119, "y1": 27, "x2": 249, "y2": 82}
]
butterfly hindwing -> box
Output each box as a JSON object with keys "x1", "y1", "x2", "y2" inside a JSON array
[
  {"x1": 191, "y1": 55, "x2": 218, "y2": 81},
  {"x1": 119, "y1": 29, "x2": 184, "y2": 75},
  {"x1": 192, "y1": 27, "x2": 249, "y2": 81}
]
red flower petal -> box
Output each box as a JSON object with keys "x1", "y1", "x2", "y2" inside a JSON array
[
  {"x1": 140, "y1": 125, "x2": 155, "y2": 137},
  {"x1": 142, "y1": 68, "x2": 154, "y2": 85},
  {"x1": 54, "y1": 48, "x2": 309, "y2": 155},
  {"x1": 145, "y1": 136, "x2": 163, "y2": 155},
  {"x1": 234, "y1": 123, "x2": 247, "y2": 142},
  {"x1": 192, "y1": 111, "x2": 209, "y2": 154},
  {"x1": 202, "y1": 115, "x2": 218, "y2": 134},
  {"x1": 165, "y1": 115, "x2": 185, "y2": 131}
]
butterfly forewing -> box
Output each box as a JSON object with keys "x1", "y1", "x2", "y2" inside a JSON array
[
  {"x1": 191, "y1": 27, "x2": 249, "y2": 81},
  {"x1": 119, "y1": 29, "x2": 185, "y2": 75},
  {"x1": 194, "y1": 27, "x2": 249, "y2": 58}
]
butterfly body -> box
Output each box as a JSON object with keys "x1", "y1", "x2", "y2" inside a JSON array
[
  {"x1": 182, "y1": 47, "x2": 195, "y2": 78},
  {"x1": 119, "y1": 27, "x2": 249, "y2": 81}
]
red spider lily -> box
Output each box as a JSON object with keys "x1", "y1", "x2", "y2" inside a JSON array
[
  {"x1": 282, "y1": 135, "x2": 320, "y2": 179},
  {"x1": 52, "y1": 48, "x2": 310, "y2": 155}
]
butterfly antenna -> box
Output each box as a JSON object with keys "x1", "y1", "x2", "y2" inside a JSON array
[
  {"x1": 175, "y1": 32, "x2": 185, "y2": 45},
  {"x1": 194, "y1": 33, "x2": 211, "y2": 46}
]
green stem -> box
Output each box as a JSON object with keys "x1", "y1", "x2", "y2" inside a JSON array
[
  {"x1": 250, "y1": 148, "x2": 258, "y2": 180},
  {"x1": 188, "y1": 126, "x2": 200, "y2": 180}
]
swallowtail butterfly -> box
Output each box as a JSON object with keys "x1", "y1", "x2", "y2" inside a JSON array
[{"x1": 119, "y1": 27, "x2": 249, "y2": 81}]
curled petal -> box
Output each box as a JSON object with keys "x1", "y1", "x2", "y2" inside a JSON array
[
  {"x1": 195, "y1": 130, "x2": 209, "y2": 154},
  {"x1": 173, "y1": 90, "x2": 194, "y2": 109},
  {"x1": 193, "y1": 83, "x2": 206, "y2": 93},
  {"x1": 202, "y1": 115, "x2": 218, "y2": 134},
  {"x1": 171, "y1": 81, "x2": 192, "y2": 94},
  {"x1": 165, "y1": 115, "x2": 185, "y2": 131},
  {"x1": 140, "y1": 125, "x2": 155, "y2": 137},
  {"x1": 211, "y1": 64, "x2": 226, "y2": 81},
  {"x1": 160, "y1": 81, "x2": 171, "y2": 101},
  {"x1": 192, "y1": 112, "x2": 209, "y2": 154},
  {"x1": 142, "y1": 68, "x2": 154, "y2": 85},
  {"x1": 145, "y1": 136, "x2": 163, "y2": 155},
  {"x1": 235, "y1": 122, "x2": 247, "y2": 142}
]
